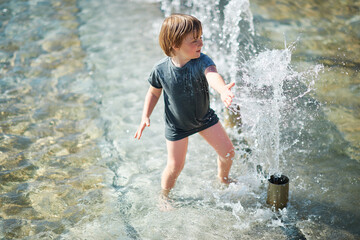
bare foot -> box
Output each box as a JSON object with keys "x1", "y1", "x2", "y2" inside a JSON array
[
  {"x1": 218, "y1": 176, "x2": 237, "y2": 185},
  {"x1": 158, "y1": 190, "x2": 174, "y2": 211}
]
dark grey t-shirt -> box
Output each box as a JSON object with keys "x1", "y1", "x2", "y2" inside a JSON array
[{"x1": 148, "y1": 53, "x2": 219, "y2": 141}]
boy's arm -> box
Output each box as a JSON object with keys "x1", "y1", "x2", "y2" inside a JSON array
[
  {"x1": 205, "y1": 65, "x2": 235, "y2": 108},
  {"x1": 134, "y1": 86, "x2": 162, "y2": 140}
]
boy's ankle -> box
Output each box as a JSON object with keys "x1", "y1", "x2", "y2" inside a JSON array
[{"x1": 161, "y1": 188, "x2": 171, "y2": 198}]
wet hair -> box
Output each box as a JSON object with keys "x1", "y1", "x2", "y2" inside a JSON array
[{"x1": 159, "y1": 14, "x2": 202, "y2": 57}]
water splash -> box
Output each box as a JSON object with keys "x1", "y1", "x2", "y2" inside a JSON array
[
  {"x1": 236, "y1": 48, "x2": 291, "y2": 176},
  {"x1": 231, "y1": 45, "x2": 323, "y2": 177}
]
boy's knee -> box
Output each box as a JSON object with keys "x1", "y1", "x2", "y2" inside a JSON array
[{"x1": 167, "y1": 161, "x2": 185, "y2": 174}]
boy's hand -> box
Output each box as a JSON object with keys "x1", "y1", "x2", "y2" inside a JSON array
[
  {"x1": 220, "y1": 82, "x2": 235, "y2": 108},
  {"x1": 134, "y1": 117, "x2": 150, "y2": 140}
]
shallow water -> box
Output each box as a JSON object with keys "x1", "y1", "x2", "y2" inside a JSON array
[{"x1": 0, "y1": 0, "x2": 359, "y2": 239}]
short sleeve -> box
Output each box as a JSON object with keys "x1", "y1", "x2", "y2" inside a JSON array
[
  {"x1": 201, "y1": 54, "x2": 216, "y2": 73},
  {"x1": 148, "y1": 68, "x2": 162, "y2": 89}
]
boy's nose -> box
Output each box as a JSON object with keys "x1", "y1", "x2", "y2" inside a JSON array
[{"x1": 198, "y1": 40, "x2": 203, "y2": 47}]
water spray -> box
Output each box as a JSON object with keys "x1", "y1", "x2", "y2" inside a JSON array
[{"x1": 233, "y1": 48, "x2": 295, "y2": 210}]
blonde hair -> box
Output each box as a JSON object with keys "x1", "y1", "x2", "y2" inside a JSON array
[{"x1": 159, "y1": 14, "x2": 202, "y2": 57}]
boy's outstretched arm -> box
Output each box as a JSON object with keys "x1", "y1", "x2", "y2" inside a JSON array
[
  {"x1": 134, "y1": 86, "x2": 162, "y2": 140},
  {"x1": 205, "y1": 65, "x2": 235, "y2": 108}
]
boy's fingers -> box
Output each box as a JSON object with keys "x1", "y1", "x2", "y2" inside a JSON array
[
  {"x1": 226, "y1": 83, "x2": 235, "y2": 98},
  {"x1": 134, "y1": 120, "x2": 150, "y2": 140},
  {"x1": 225, "y1": 95, "x2": 233, "y2": 107},
  {"x1": 134, "y1": 127, "x2": 142, "y2": 139},
  {"x1": 222, "y1": 94, "x2": 233, "y2": 107},
  {"x1": 134, "y1": 129, "x2": 141, "y2": 139},
  {"x1": 227, "y1": 82, "x2": 235, "y2": 89}
]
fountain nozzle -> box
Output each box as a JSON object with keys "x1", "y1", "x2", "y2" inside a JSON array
[{"x1": 266, "y1": 174, "x2": 289, "y2": 210}]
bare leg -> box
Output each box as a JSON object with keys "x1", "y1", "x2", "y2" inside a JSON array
[
  {"x1": 161, "y1": 137, "x2": 189, "y2": 196},
  {"x1": 199, "y1": 122, "x2": 235, "y2": 183}
]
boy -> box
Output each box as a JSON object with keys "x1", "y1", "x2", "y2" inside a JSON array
[{"x1": 134, "y1": 14, "x2": 235, "y2": 197}]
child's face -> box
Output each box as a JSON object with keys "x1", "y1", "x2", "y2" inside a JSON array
[{"x1": 174, "y1": 33, "x2": 203, "y2": 59}]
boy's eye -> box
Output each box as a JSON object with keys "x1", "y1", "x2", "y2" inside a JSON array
[{"x1": 193, "y1": 37, "x2": 202, "y2": 43}]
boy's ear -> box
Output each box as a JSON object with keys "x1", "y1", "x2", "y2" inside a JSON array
[{"x1": 172, "y1": 45, "x2": 180, "y2": 52}]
